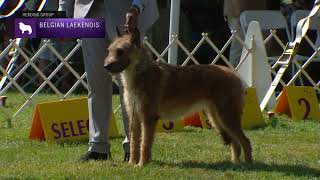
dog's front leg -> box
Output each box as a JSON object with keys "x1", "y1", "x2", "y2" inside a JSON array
[
  {"x1": 129, "y1": 111, "x2": 141, "y2": 165},
  {"x1": 138, "y1": 114, "x2": 158, "y2": 166}
]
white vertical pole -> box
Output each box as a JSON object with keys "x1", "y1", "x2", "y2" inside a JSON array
[{"x1": 168, "y1": 0, "x2": 180, "y2": 65}]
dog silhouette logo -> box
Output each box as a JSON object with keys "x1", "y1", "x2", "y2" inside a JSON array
[{"x1": 18, "y1": 22, "x2": 33, "y2": 34}]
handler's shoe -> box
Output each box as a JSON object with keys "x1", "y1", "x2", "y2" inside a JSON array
[
  {"x1": 123, "y1": 142, "x2": 130, "y2": 162},
  {"x1": 79, "y1": 151, "x2": 111, "y2": 161},
  {"x1": 123, "y1": 152, "x2": 130, "y2": 162}
]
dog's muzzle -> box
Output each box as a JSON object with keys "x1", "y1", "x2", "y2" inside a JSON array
[{"x1": 104, "y1": 60, "x2": 129, "y2": 74}]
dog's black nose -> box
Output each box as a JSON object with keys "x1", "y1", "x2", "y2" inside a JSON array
[
  {"x1": 104, "y1": 63, "x2": 112, "y2": 71},
  {"x1": 104, "y1": 59, "x2": 129, "y2": 73},
  {"x1": 104, "y1": 62, "x2": 124, "y2": 73}
]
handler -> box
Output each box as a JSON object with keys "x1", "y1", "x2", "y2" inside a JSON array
[{"x1": 58, "y1": 0, "x2": 159, "y2": 161}]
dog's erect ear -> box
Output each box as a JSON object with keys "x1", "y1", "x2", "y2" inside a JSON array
[
  {"x1": 116, "y1": 27, "x2": 122, "y2": 37},
  {"x1": 130, "y1": 28, "x2": 141, "y2": 46}
]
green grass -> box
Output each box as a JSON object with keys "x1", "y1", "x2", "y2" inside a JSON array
[{"x1": 0, "y1": 92, "x2": 320, "y2": 179}]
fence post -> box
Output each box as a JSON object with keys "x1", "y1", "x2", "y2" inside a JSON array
[{"x1": 168, "y1": 0, "x2": 180, "y2": 65}]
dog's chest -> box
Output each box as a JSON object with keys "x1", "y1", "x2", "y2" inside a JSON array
[
  {"x1": 121, "y1": 72, "x2": 143, "y2": 108},
  {"x1": 121, "y1": 72, "x2": 139, "y2": 94}
]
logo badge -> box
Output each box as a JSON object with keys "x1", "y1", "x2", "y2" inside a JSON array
[{"x1": 15, "y1": 18, "x2": 36, "y2": 38}]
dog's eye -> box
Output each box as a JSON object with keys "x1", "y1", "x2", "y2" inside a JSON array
[{"x1": 117, "y1": 49, "x2": 124, "y2": 56}]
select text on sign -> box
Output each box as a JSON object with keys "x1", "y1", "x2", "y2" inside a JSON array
[{"x1": 51, "y1": 119, "x2": 89, "y2": 139}]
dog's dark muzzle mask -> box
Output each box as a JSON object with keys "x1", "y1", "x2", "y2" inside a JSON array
[{"x1": 104, "y1": 59, "x2": 129, "y2": 74}]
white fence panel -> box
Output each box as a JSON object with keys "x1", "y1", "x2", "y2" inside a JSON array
[{"x1": 0, "y1": 26, "x2": 319, "y2": 127}]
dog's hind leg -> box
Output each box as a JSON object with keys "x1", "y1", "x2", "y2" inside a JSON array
[
  {"x1": 205, "y1": 109, "x2": 241, "y2": 163},
  {"x1": 227, "y1": 127, "x2": 252, "y2": 163},
  {"x1": 219, "y1": 129, "x2": 242, "y2": 163},
  {"x1": 230, "y1": 141, "x2": 241, "y2": 163},
  {"x1": 232, "y1": 129, "x2": 252, "y2": 163},
  {"x1": 138, "y1": 114, "x2": 158, "y2": 166},
  {"x1": 218, "y1": 105, "x2": 253, "y2": 163},
  {"x1": 205, "y1": 110, "x2": 231, "y2": 145}
]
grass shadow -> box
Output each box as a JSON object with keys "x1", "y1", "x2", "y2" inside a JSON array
[
  {"x1": 154, "y1": 160, "x2": 320, "y2": 177},
  {"x1": 54, "y1": 136, "x2": 125, "y2": 147}
]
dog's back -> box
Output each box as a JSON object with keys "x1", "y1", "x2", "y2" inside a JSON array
[
  {"x1": 127, "y1": 60, "x2": 244, "y2": 121},
  {"x1": 160, "y1": 63, "x2": 243, "y2": 104}
]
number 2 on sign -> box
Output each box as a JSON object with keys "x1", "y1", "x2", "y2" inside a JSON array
[{"x1": 298, "y1": 98, "x2": 310, "y2": 120}]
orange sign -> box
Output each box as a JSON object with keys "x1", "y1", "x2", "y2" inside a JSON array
[{"x1": 275, "y1": 86, "x2": 320, "y2": 120}]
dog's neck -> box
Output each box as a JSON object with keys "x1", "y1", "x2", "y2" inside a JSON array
[
  {"x1": 120, "y1": 46, "x2": 157, "y2": 91},
  {"x1": 126, "y1": 46, "x2": 155, "y2": 70}
]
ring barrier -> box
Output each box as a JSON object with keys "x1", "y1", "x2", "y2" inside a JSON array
[{"x1": 0, "y1": 19, "x2": 319, "y2": 127}]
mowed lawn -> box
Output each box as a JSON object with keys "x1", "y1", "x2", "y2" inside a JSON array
[{"x1": 0, "y1": 92, "x2": 319, "y2": 179}]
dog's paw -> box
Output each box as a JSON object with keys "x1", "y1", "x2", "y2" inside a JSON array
[
  {"x1": 128, "y1": 159, "x2": 139, "y2": 165},
  {"x1": 244, "y1": 156, "x2": 253, "y2": 164},
  {"x1": 245, "y1": 159, "x2": 253, "y2": 164},
  {"x1": 231, "y1": 158, "x2": 240, "y2": 164},
  {"x1": 128, "y1": 160, "x2": 135, "y2": 165},
  {"x1": 137, "y1": 159, "x2": 150, "y2": 167},
  {"x1": 137, "y1": 161, "x2": 145, "y2": 167}
]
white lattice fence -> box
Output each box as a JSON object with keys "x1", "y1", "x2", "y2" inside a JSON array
[
  {"x1": 264, "y1": 29, "x2": 320, "y2": 95},
  {"x1": 0, "y1": 38, "x2": 88, "y2": 126},
  {"x1": 0, "y1": 27, "x2": 319, "y2": 127}
]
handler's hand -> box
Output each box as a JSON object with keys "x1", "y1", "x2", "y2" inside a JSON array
[{"x1": 124, "y1": 6, "x2": 140, "y2": 33}]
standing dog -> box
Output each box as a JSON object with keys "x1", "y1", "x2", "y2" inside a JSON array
[{"x1": 104, "y1": 30, "x2": 252, "y2": 166}]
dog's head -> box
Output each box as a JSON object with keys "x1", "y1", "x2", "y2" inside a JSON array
[{"x1": 104, "y1": 28, "x2": 141, "y2": 74}]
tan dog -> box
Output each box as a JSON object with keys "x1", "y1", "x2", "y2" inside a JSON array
[{"x1": 104, "y1": 30, "x2": 252, "y2": 166}]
